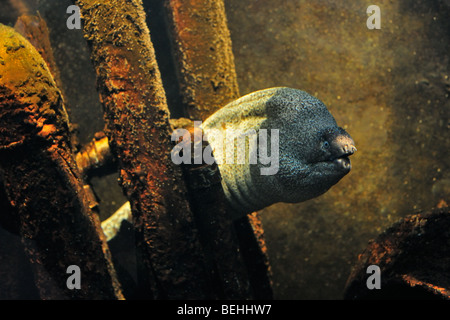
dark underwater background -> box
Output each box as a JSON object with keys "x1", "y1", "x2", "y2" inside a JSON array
[{"x1": 0, "y1": 0, "x2": 448, "y2": 299}]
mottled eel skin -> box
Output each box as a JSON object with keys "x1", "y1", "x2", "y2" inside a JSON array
[
  {"x1": 202, "y1": 87, "x2": 356, "y2": 217},
  {"x1": 102, "y1": 87, "x2": 356, "y2": 239}
]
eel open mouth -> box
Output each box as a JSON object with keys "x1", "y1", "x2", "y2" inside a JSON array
[{"x1": 333, "y1": 146, "x2": 356, "y2": 170}]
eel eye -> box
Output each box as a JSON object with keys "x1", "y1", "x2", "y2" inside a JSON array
[{"x1": 323, "y1": 141, "x2": 330, "y2": 149}]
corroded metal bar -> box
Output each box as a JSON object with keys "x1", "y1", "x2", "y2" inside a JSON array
[
  {"x1": 165, "y1": 0, "x2": 273, "y2": 299},
  {"x1": 0, "y1": 25, "x2": 123, "y2": 300},
  {"x1": 14, "y1": 14, "x2": 63, "y2": 94},
  {"x1": 75, "y1": 133, "x2": 112, "y2": 176},
  {"x1": 76, "y1": 0, "x2": 213, "y2": 299},
  {"x1": 165, "y1": 0, "x2": 240, "y2": 121},
  {"x1": 344, "y1": 206, "x2": 450, "y2": 300},
  {"x1": 177, "y1": 124, "x2": 252, "y2": 299},
  {"x1": 14, "y1": 14, "x2": 79, "y2": 152}
]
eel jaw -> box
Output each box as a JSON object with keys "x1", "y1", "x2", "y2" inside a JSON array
[
  {"x1": 332, "y1": 144, "x2": 356, "y2": 171},
  {"x1": 329, "y1": 133, "x2": 356, "y2": 171},
  {"x1": 334, "y1": 154, "x2": 352, "y2": 171}
]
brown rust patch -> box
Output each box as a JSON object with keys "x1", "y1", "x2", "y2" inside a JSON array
[
  {"x1": 14, "y1": 14, "x2": 63, "y2": 94},
  {"x1": 76, "y1": 0, "x2": 213, "y2": 299},
  {"x1": 0, "y1": 25, "x2": 123, "y2": 299},
  {"x1": 75, "y1": 134, "x2": 112, "y2": 176},
  {"x1": 344, "y1": 206, "x2": 450, "y2": 299},
  {"x1": 165, "y1": 0, "x2": 240, "y2": 120},
  {"x1": 165, "y1": 0, "x2": 273, "y2": 298}
]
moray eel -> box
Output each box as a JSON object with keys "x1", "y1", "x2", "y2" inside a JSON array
[
  {"x1": 202, "y1": 87, "x2": 356, "y2": 216},
  {"x1": 102, "y1": 87, "x2": 355, "y2": 240}
]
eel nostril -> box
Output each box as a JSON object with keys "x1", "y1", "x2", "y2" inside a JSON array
[{"x1": 342, "y1": 144, "x2": 356, "y2": 156}]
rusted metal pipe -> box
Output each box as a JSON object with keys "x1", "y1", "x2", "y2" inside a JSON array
[
  {"x1": 165, "y1": 0, "x2": 273, "y2": 299},
  {"x1": 344, "y1": 206, "x2": 450, "y2": 300},
  {"x1": 75, "y1": 133, "x2": 112, "y2": 176},
  {"x1": 164, "y1": 0, "x2": 240, "y2": 121},
  {"x1": 177, "y1": 124, "x2": 252, "y2": 299},
  {"x1": 76, "y1": 0, "x2": 213, "y2": 299},
  {"x1": 14, "y1": 14, "x2": 63, "y2": 95},
  {"x1": 0, "y1": 25, "x2": 123, "y2": 300}
]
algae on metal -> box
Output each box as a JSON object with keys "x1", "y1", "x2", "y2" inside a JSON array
[
  {"x1": 76, "y1": 0, "x2": 215, "y2": 299},
  {"x1": 0, "y1": 24, "x2": 123, "y2": 299}
]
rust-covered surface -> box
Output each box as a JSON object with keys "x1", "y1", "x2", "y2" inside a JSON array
[
  {"x1": 165, "y1": 0, "x2": 273, "y2": 298},
  {"x1": 75, "y1": 133, "x2": 112, "y2": 176},
  {"x1": 0, "y1": 0, "x2": 275, "y2": 300},
  {"x1": 14, "y1": 14, "x2": 63, "y2": 91},
  {"x1": 76, "y1": 0, "x2": 213, "y2": 299},
  {"x1": 177, "y1": 124, "x2": 252, "y2": 299},
  {"x1": 13, "y1": 13, "x2": 81, "y2": 159},
  {"x1": 344, "y1": 206, "x2": 450, "y2": 300},
  {"x1": 0, "y1": 25, "x2": 123, "y2": 299},
  {"x1": 165, "y1": 0, "x2": 240, "y2": 120}
]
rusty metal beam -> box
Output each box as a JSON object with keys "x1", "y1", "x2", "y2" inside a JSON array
[
  {"x1": 76, "y1": 0, "x2": 213, "y2": 299},
  {"x1": 164, "y1": 0, "x2": 240, "y2": 121},
  {"x1": 165, "y1": 0, "x2": 273, "y2": 299},
  {"x1": 14, "y1": 14, "x2": 63, "y2": 95},
  {"x1": 178, "y1": 125, "x2": 252, "y2": 299},
  {"x1": 0, "y1": 25, "x2": 123, "y2": 300},
  {"x1": 344, "y1": 206, "x2": 450, "y2": 300}
]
